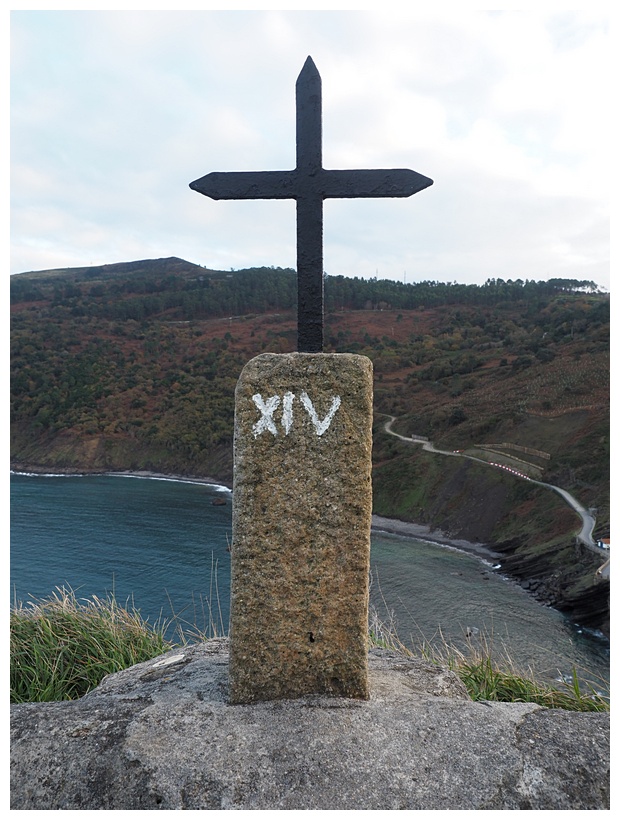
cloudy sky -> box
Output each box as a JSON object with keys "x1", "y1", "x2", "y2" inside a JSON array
[{"x1": 10, "y1": 6, "x2": 610, "y2": 290}]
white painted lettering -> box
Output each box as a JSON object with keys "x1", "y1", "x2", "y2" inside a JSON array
[
  {"x1": 300, "y1": 392, "x2": 342, "y2": 436},
  {"x1": 281, "y1": 391, "x2": 295, "y2": 434},
  {"x1": 252, "y1": 394, "x2": 280, "y2": 438},
  {"x1": 251, "y1": 391, "x2": 342, "y2": 437}
]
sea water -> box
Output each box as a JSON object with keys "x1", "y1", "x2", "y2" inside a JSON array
[{"x1": 10, "y1": 473, "x2": 609, "y2": 691}]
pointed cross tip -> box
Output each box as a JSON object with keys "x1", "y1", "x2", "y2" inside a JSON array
[{"x1": 299, "y1": 55, "x2": 319, "y2": 80}]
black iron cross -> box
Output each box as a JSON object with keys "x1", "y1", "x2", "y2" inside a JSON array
[{"x1": 190, "y1": 56, "x2": 433, "y2": 353}]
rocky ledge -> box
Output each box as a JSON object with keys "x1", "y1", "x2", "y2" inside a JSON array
[{"x1": 10, "y1": 640, "x2": 609, "y2": 810}]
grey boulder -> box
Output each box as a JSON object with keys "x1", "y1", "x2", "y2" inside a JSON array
[{"x1": 10, "y1": 640, "x2": 609, "y2": 810}]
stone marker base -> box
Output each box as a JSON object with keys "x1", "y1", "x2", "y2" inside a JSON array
[{"x1": 230, "y1": 353, "x2": 373, "y2": 703}]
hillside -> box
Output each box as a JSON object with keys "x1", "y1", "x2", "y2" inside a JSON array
[{"x1": 10, "y1": 259, "x2": 610, "y2": 632}]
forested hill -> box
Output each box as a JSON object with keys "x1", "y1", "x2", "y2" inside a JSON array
[
  {"x1": 10, "y1": 257, "x2": 608, "y2": 494},
  {"x1": 11, "y1": 255, "x2": 601, "y2": 319},
  {"x1": 11, "y1": 258, "x2": 610, "y2": 631}
]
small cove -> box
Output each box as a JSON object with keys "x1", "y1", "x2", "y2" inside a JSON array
[{"x1": 10, "y1": 472, "x2": 609, "y2": 693}]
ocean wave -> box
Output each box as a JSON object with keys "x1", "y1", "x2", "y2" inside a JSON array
[
  {"x1": 11, "y1": 470, "x2": 232, "y2": 493},
  {"x1": 11, "y1": 470, "x2": 90, "y2": 478},
  {"x1": 105, "y1": 473, "x2": 232, "y2": 492}
]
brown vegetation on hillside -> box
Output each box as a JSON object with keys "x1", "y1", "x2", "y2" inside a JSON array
[{"x1": 10, "y1": 260, "x2": 609, "y2": 630}]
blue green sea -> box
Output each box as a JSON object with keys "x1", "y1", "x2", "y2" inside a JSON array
[{"x1": 10, "y1": 472, "x2": 609, "y2": 692}]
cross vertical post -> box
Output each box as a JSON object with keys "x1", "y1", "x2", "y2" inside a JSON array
[{"x1": 295, "y1": 57, "x2": 324, "y2": 353}]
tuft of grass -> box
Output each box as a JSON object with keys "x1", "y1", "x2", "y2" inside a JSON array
[
  {"x1": 11, "y1": 587, "x2": 608, "y2": 713},
  {"x1": 368, "y1": 605, "x2": 609, "y2": 713},
  {"x1": 438, "y1": 641, "x2": 609, "y2": 712},
  {"x1": 10, "y1": 587, "x2": 172, "y2": 703}
]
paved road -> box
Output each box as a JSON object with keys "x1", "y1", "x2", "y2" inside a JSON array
[
  {"x1": 382, "y1": 415, "x2": 608, "y2": 574},
  {"x1": 597, "y1": 559, "x2": 610, "y2": 580}
]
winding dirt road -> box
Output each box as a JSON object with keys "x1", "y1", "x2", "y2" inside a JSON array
[{"x1": 382, "y1": 415, "x2": 607, "y2": 577}]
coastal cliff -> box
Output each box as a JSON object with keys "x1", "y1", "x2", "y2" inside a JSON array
[{"x1": 371, "y1": 435, "x2": 609, "y2": 637}]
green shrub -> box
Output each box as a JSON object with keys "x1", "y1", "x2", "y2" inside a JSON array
[{"x1": 10, "y1": 588, "x2": 172, "y2": 703}]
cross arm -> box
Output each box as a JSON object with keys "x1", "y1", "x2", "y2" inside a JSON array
[
  {"x1": 190, "y1": 167, "x2": 433, "y2": 202},
  {"x1": 189, "y1": 170, "x2": 297, "y2": 200},
  {"x1": 320, "y1": 168, "x2": 433, "y2": 199}
]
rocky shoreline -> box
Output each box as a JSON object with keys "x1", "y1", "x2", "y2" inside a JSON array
[
  {"x1": 370, "y1": 514, "x2": 500, "y2": 561},
  {"x1": 11, "y1": 464, "x2": 229, "y2": 488}
]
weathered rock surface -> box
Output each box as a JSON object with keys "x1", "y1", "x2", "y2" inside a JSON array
[{"x1": 10, "y1": 640, "x2": 609, "y2": 810}]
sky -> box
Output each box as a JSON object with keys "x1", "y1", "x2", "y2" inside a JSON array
[{"x1": 9, "y1": 5, "x2": 611, "y2": 290}]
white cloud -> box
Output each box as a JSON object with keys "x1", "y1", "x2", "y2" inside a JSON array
[{"x1": 10, "y1": 8, "x2": 610, "y2": 290}]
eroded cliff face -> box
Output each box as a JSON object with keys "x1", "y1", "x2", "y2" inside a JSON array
[
  {"x1": 10, "y1": 641, "x2": 610, "y2": 811},
  {"x1": 10, "y1": 426, "x2": 234, "y2": 484}
]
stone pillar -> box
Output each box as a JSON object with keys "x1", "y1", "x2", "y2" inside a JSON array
[{"x1": 229, "y1": 352, "x2": 373, "y2": 704}]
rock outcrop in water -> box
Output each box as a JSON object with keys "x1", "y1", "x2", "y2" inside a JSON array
[
  {"x1": 10, "y1": 640, "x2": 609, "y2": 810},
  {"x1": 493, "y1": 537, "x2": 610, "y2": 636}
]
